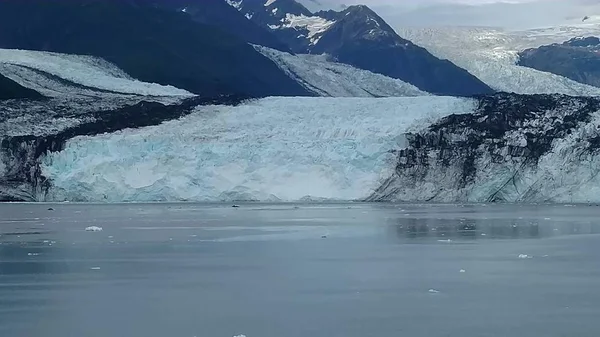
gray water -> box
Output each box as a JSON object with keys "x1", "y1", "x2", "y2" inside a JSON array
[{"x1": 1, "y1": 203, "x2": 600, "y2": 337}]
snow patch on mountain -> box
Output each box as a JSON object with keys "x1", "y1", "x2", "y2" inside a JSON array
[
  {"x1": 41, "y1": 96, "x2": 473, "y2": 202},
  {"x1": 397, "y1": 26, "x2": 600, "y2": 96},
  {"x1": 269, "y1": 14, "x2": 336, "y2": 45},
  {"x1": 226, "y1": 0, "x2": 242, "y2": 10},
  {"x1": 0, "y1": 49, "x2": 193, "y2": 97},
  {"x1": 255, "y1": 45, "x2": 427, "y2": 97}
]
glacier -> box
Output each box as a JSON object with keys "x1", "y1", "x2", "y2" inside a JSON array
[
  {"x1": 397, "y1": 26, "x2": 600, "y2": 96},
  {"x1": 41, "y1": 96, "x2": 473, "y2": 202},
  {"x1": 255, "y1": 45, "x2": 428, "y2": 97},
  {"x1": 0, "y1": 48, "x2": 193, "y2": 98}
]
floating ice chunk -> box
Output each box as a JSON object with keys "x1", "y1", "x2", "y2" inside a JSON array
[
  {"x1": 437, "y1": 239, "x2": 453, "y2": 243},
  {"x1": 428, "y1": 289, "x2": 440, "y2": 293},
  {"x1": 90, "y1": 267, "x2": 101, "y2": 270},
  {"x1": 460, "y1": 269, "x2": 466, "y2": 273},
  {"x1": 518, "y1": 254, "x2": 532, "y2": 259},
  {"x1": 85, "y1": 226, "x2": 103, "y2": 232},
  {"x1": 27, "y1": 253, "x2": 39, "y2": 256}
]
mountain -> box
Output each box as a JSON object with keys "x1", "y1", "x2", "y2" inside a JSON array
[
  {"x1": 0, "y1": 0, "x2": 311, "y2": 98},
  {"x1": 227, "y1": 0, "x2": 494, "y2": 96},
  {"x1": 518, "y1": 36, "x2": 600, "y2": 88},
  {"x1": 141, "y1": 0, "x2": 292, "y2": 52}
]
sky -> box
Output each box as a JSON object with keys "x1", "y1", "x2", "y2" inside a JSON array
[{"x1": 303, "y1": 0, "x2": 600, "y2": 30}]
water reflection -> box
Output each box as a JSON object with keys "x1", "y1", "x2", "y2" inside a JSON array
[{"x1": 388, "y1": 215, "x2": 598, "y2": 241}]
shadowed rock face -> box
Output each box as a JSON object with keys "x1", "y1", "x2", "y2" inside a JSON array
[
  {"x1": 0, "y1": 74, "x2": 44, "y2": 100},
  {"x1": 0, "y1": 0, "x2": 311, "y2": 98},
  {"x1": 229, "y1": 0, "x2": 494, "y2": 96},
  {"x1": 0, "y1": 95, "x2": 249, "y2": 202},
  {"x1": 369, "y1": 93, "x2": 600, "y2": 203},
  {"x1": 518, "y1": 37, "x2": 600, "y2": 88}
]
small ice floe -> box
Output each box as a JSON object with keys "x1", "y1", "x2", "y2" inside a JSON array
[
  {"x1": 108, "y1": 235, "x2": 114, "y2": 239},
  {"x1": 437, "y1": 239, "x2": 453, "y2": 243},
  {"x1": 481, "y1": 233, "x2": 487, "y2": 236},
  {"x1": 544, "y1": 217, "x2": 552, "y2": 220},
  {"x1": 233, "y1": 335, "x2": 247, "y2": 337},
  {"x1": 518, "y1": 254, "x2": 533, "y2": 259},
  {"x1": 428, "y1": 289, "x2": 440, "y2": 294},
  {"x1": 85, "y1": 226, "x2": 103, "y2": 232},
  {"x1": 27, "y1": 253, "x2": 39, "y2": 256},
  {"x1": 460, "y1": 269, "x2": 466, "y2": 273},
  {"x1": 90, "y1": 267, "x2": 101, "y2": 270}
]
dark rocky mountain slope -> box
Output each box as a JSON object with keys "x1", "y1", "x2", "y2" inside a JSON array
[
  {"x1": 518, "y1": 36, "x2": 600, "y2": 88},
  {"x1": 369, "y1": 93, "x2": 600, "y2": 203}
]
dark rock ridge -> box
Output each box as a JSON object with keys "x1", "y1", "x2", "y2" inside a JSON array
[
  {"x1": 0, "y1": 74, "x2": 44, "y2": 100},
  {"x1": 0, "y1": 94, "x2": 249, "y2": 202},
  {"x1": 0, "y1": 0, "x2": 311, "y2": 98},
  {"x1": 141, "y1": 0, "x2": 292, "y2": 52},
  {"x1": 518, "y1": 36, "x2": 600, "y2": 88},
  {"x1": 229, "y1": 0, "x2": 494, "y2": 96},
  {"x1": 368, "y1": 92, "x2": 600, "y2": 203}
]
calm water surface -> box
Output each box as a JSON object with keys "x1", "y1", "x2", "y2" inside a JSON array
[{"x1": 1, "y1": 203, "x2": 600, "y2": 337}]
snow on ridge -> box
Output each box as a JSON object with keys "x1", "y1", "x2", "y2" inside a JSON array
[
  {"x1": 0, "y1": 49, "x2": 193, "y2": 97},
  {"x1": 254, "y1": 45, "x2": 428, "y2": 97},
  {"x1": 41, "y1": 96, "x2": 474, "y2": 202},
  {"x1": 271, "y1": 14, "x2": 336, "y2": 45}
]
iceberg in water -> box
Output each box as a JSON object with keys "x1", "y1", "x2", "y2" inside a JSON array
[{"x1": 41, "y1": 96, "x2": 474, "y2": 202}]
